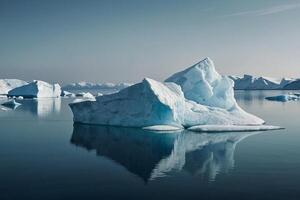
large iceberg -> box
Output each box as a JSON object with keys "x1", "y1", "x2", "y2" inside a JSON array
[
  {"x1": 8, "y1": 80, "x2": 61, "y2": 98},
  {"x1": 0, "y1": 79, "x2": 28, "y2": 95},
  {"x1": 70, "y1": 58, "x2": 273, "y2": 130}
]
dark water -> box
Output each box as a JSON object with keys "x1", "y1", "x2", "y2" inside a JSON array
[{"x1": 0, "y1": 91, "x2": 299, "y2": 200}]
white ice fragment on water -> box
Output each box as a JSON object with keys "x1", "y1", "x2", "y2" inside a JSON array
[
  {"x1": 143, "y1": 125, "x2": 183, "y2": 132},
  {"x1": 75, "y1": 92, "x2": 95, "y2": 99},
  {"x1": 61, "y1": 90, "x2": 75, "y2": 97},
  {"x1": 8, "y1": 80, "x2": 61, "y2": 98},
  {"x1": 265, "y1": 93, "x2": 300, "y2": 102},
  {"x1": 188, "y1": 125, "x2": 283, "y2": 132}
]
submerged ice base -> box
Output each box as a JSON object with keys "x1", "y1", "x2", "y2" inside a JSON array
[{"x1": 70, "y1": 58, "x2": 279, "y2": 130}]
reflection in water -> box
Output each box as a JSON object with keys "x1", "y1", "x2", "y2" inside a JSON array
[
  {"x1": 71, "y1": 124, "x2": 259, "y2": 182},
  {"x1": 18, "y1": 98, "x2": 61, "y2": 117}
]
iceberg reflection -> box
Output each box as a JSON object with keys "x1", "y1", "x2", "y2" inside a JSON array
[
  {"x1": 18, "y1": 98, "x2": 61, "y2": 117},
  {"x1": 71, "y1": 124, "x2": 259, "y2": 182}
]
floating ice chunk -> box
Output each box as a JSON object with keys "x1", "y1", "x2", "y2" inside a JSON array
[
  {"x1": 265, "y1": 93, "x2": 300, "y2": 102},
  {"x1": 143, "y1": 125, "x2": 183, "y2": 132},
  {"x1": 97, "y1": 93, "x2": 103, "y2": 97},
  {"x1": 8, "y1": 80, "x2": 61, "y2": 98},
  {"x1": 75, "y1": 92, "x2": 95, "y2": 99},
  {"x1": 0, "y1": 79, "x2": 28, "y2": 95},
  {"x1": 1, "y1": 99, "x2": 21, "y2": 109},
  {"x1": 61, "y1": 90, "x2": 75, "y2": 97},
  {"x1": 188, "y1": 125, "x2": 283, "y2": 132}
]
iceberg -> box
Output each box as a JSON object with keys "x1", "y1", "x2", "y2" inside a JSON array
[
  {"x1": 229, "y1": 75, "x2": 294, "y2": 90},
  {"x1": 0, "y1": 79, "x2": 28, "y2": 95},
  {"x1": 63, "y1": 81, "x2": 132, "y2": 91},
  {"x1": 70, "y1": 57, "x2": 271, "y2": 130},
  {"x1": 61, "y1": 90, "x2": 75, "y2": 97},
  {"x1": 75, "y1": 92, "x2": 95, "y2": 99},
  {"x1": 265, "y1": 93, "x2": 300, "y2": 102},
  {"x1": 8, "y1": 80, "x2": 61, "y2": 98},
  {"x1": 283, "y1": 79, "x2": 300, "y2": 90}
]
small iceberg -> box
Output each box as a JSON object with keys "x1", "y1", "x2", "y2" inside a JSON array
[
  {"x1": 8, "y1": 80, "x2": 61, "y2": 98},
  {"x1": 265, "y1": 93, "x2": 300, "y2": 102},
  {"x1": 1, "y1": 99, "x2": 21, "y2": 109},
  {"x1": 75, "y1": 92, "x2": 95, "y2": 99},
  {"x1": 61, "y1": 90, "x2": 75, "y2": 97}
]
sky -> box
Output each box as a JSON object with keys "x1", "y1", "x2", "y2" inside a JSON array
[{"x1": 0, "y1": 0, "x2": 300, "y2": 84}]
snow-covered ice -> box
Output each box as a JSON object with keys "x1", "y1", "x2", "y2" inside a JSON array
[
  {"x1": 8, "y1": 80, "x2": 61, "y2": 98},
  {"x1": 69, "y1": 57, "x2": 276, "y2": 131},
  {"x1": 265, "y1": 93, "x2": 300, "y2": 102},
  {"x1": 0, "y1": 79, "x2": 28, "y2": 95}
]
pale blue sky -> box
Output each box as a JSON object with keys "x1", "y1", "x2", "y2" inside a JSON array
[{"x1": 1, "y1": 0, "x2": 300, "y2": 84}]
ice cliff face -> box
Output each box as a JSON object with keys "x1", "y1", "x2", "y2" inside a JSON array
[
  {"x1": 8, "y1": 80, "x2": 61, "y2": 98},
  {"x1": 0, "y1": 79, "x2": 28, "y2": 95},
  {"x1": 70, "y1": 58, "x2": 266, "y2": 129}
]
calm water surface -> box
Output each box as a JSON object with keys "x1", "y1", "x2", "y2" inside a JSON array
[{"x1": 0, "y1": 90, "x2": 299, "y2": 200}]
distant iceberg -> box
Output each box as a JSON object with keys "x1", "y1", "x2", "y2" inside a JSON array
[
  {"x1": 229, "y1": 75, "x2": 294, "y2": 90},
  {"x1": 62, "y1": 81, "x2": 132, "y2": 91},
  {"x1": 265, "y1": 93, "x2": 300, "y2": 102},
  {"x1": 70, "y1": 58, "x2": 279, "y2": 131},
  {"x1": 0, "y1": 79, "x2": 28, "y2": 95},
  {"x1": 8, "y1": 80, "x2": 61, "y2": 98},
  {"x1": 283, "y1": 79, "x2": 300, "y2": 90}
]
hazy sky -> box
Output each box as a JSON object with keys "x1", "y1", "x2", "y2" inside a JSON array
[{"x1": 1, "y1": 0, "x2": 300, "y2": 84}]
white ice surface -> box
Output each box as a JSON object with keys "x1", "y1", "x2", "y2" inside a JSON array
[
  {"x1": 143, "y1": 125, "x2": 183, "y2": 131},
  {"x1": 0, "y1": 79, "x2": 28, "y2": 95}
]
